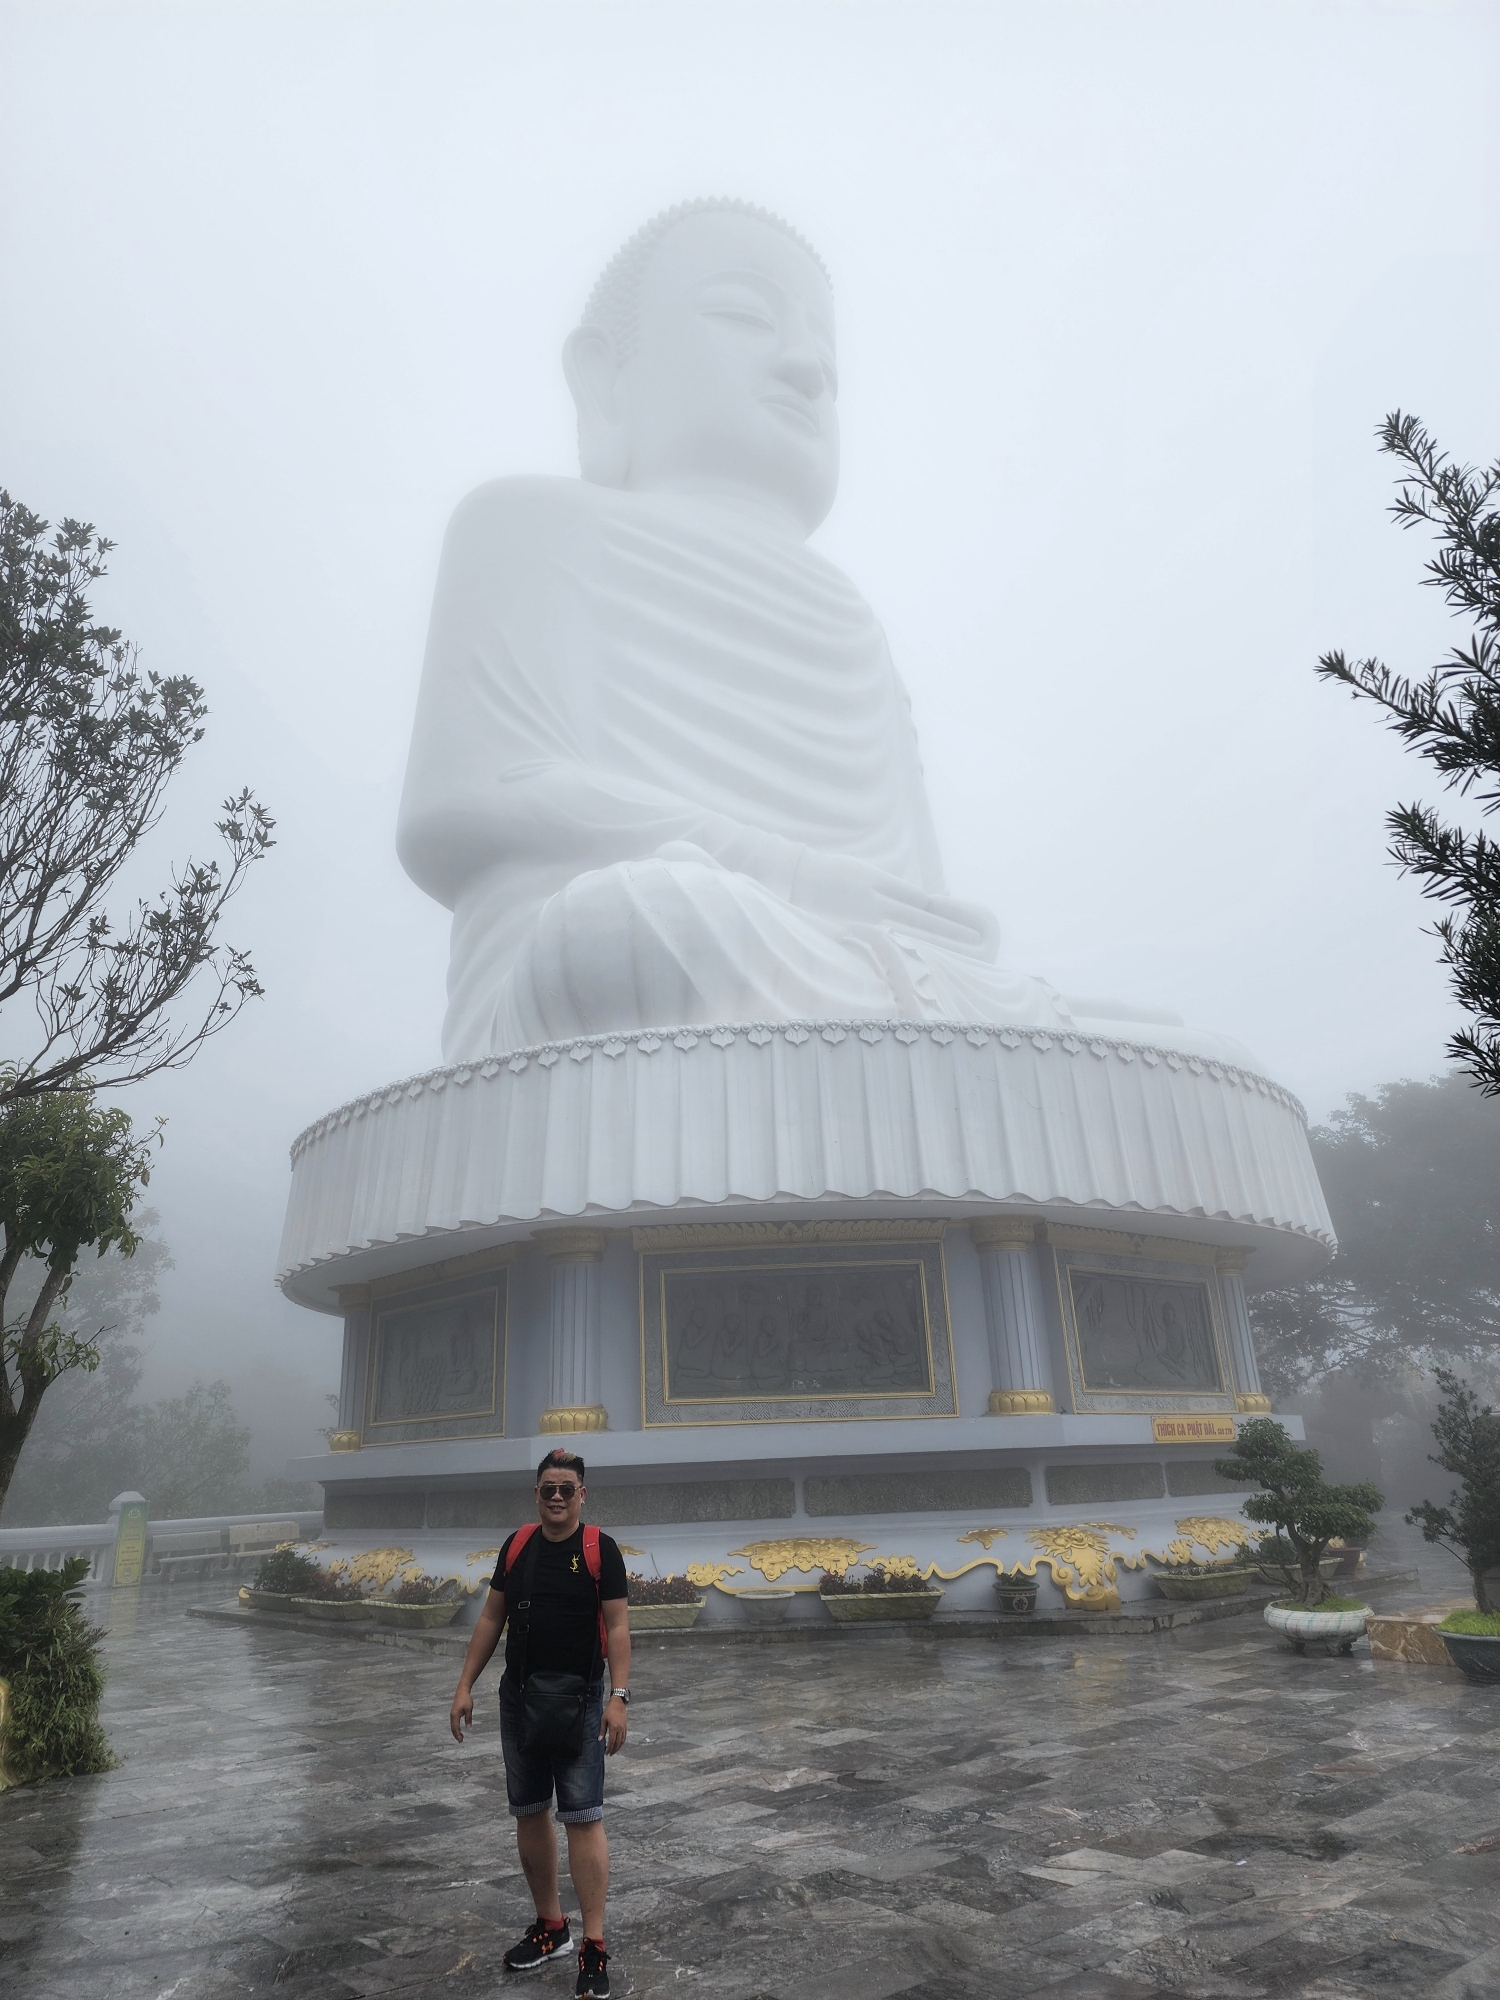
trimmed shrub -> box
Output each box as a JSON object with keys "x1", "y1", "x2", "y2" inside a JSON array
[
  {"x1": 385, "y1": 1572, "x2": 457, "y2": 1605},
  {"x1": 818, "y1": 1564, "x2": 932, "y2": 1596},
  {"x1": 250, "y1": 1547, "x2": 319, "y2": 1595},
  {"x1": 626, "y1": 1573, "x2": 701, "y2": 1606},
  {"x1": 1407, "y1": 1371, "x2": 1500, "y2": 1615},
  {"x1": 0, "y1": 1558, "x2": 114, "y2": 1784},
  {"x1": 302, "y1": 1567, "x2": 365, "y2": 1602}
]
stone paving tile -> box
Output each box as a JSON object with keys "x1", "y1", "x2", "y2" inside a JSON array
[{"x1": 3, "y1": 1535, "x2": 1500, "y2": 1998}]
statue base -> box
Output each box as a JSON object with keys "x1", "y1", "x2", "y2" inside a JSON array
[{"x1": 278, "y1": 1018, "x2": 1329, "y2": 1619}]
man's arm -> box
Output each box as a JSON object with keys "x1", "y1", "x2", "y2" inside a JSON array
[
  {"x1": 449, "y1": 1585, "x2": 506, "y2": 1742},
  {"x1": 599, "y1": 1597, "x2": 631, "y2": 1755}
]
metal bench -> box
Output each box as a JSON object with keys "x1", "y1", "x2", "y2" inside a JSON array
[
  {"x1": 147, "y1": 1530, "x2": 227, "y2": 1582},
  {"x1": 228, "y1": 1521, "x2": 300, "y2": 1571}
]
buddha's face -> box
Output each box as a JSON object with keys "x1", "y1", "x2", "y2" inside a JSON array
[{"x1": 568, "y1": 211, "x2": 839, "y2": 534}]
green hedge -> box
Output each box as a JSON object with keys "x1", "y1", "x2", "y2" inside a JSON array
[{"x1": 0, "y1": 1558, "x2": 114, "y2": 1785}]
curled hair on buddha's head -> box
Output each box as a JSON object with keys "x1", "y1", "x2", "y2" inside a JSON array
[
  {"x1": 577, "y1": 198, "x2": 831, "y2": 365},
  {"x1": 536, "y1": 1446, "x2": 586, "y2": 1483}
]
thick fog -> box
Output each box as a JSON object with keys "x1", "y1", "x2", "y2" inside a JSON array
[{"x1": 2, "y1": 2, "x2": 1496, "y2": 1476}]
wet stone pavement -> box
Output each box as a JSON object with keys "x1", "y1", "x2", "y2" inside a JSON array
[{"x1": 3, "y1": 1539, "x2": 1500, "y2": 1999}]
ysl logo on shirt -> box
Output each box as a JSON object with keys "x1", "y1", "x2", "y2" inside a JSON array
[{"x1": 570, "y1": 1555, "x2": 580, "y2": 1573}]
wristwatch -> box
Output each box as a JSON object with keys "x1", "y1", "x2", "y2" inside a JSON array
[{"x1": 609, "y1": 1687, "x2": 631, "y2": 1705}]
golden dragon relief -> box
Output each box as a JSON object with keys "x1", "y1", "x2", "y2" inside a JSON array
[
  {"x1": 1141, "y1": 1515, "x2": 1257, "y2": 1568},
  {"x1": 726, "y1": 1537, "x2": 877, "y2": 1581},
  {"x1": 327, "y1": 1547, "x2": 420, "y2": 1592},
  {"x1": 1012, "y1": 1522, "x2": 1142, "y2": 1610}
]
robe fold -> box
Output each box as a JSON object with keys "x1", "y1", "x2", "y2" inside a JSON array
[{"x1": 398, "y1": 477, "x2": 1069, "y2": 1060}]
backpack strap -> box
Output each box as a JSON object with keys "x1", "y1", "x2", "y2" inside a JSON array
[
  {"x1": 583, "y1": 1524, "x2": 608, "y2": 1669},
  {"x1": 500, "y1": 1524, "x2": 542, "y2": 1685},
  {"x1": 502, "y1": 1521, "x2": 541, "y2": 1589}
]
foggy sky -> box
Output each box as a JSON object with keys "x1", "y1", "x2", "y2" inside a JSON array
[{"x1": 2, "y1": 1, "x2": 1496, "y2": 1472}]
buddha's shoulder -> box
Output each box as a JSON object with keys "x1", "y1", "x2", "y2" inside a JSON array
[{"x1": 444, "y1": 475, "x2": 618, "y2": 556}]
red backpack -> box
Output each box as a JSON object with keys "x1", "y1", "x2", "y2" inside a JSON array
[{"x1": 501, "y1": 1521, "x2": 608, "y2": 1668}]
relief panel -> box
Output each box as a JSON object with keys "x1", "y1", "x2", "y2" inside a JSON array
[
  {"x1": 364, "y1": 1274, "x2": 507, "y2": 1443},
  {"x1": 640, "y1": 1238, "x2": 957, "y2": 1426},
  {"x1": 1054, "y1": 1249, "x2": 1237, "y2": 1415}
]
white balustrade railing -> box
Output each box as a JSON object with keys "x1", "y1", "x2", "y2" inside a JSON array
[{"x1": 0, "y1": 1508, "x2": 324, "y2": 1585}]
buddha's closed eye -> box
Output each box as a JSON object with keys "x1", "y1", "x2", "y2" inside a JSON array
[{"x1": 699, "y1": 302, "x2": 777, "y2": 332}]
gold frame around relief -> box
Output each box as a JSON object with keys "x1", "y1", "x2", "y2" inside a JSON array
[
  {"x1": 365, "y1": 1280, "x2": 507, "y2": 1434},
  {"x1": 1053, "y1": 1248, "x2": 1237, "y2": 1413},
  {"x1": 638, "y1": 1224, "x2": 959, "y2": 1428}
]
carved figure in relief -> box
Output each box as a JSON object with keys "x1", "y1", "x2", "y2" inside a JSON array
[
  {"x1": 399, "y1": 200, "x2": 1143, "y2": 1060},
  {"x1": 1072, "y1": 1274, "x2": 1221, "y2": 1393},
  {"x1": 663, "y1": 1265, "x2": 931, "y2": 1400}
]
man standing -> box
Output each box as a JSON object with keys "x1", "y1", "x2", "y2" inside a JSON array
[{"x1": 450, "y1": 1448, "x2": 630, "y2": 1997}]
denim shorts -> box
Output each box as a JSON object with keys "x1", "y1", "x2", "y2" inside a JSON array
[{"x1": 498, "y1": 1675, "x2": 607, "y2": 1824}]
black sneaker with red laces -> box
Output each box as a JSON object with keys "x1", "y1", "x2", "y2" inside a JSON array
[
  {"x1": 503, "y1": 1917, "x2": 573, "y2": 1973},
  {"x1": 575, "y1": 1938, "x2": 611, "y2": 1998}
]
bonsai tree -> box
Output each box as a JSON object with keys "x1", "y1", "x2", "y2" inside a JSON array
[
  {"x1": 1214, "y1": 1418, "x2": 1382, "y2": 1609},
  {"x1": 1407, "y1": 1369, "x2": 1500, "y2": 1614}
]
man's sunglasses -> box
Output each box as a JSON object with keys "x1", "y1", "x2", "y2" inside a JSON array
[{"x1": 538, "y1": 1481, "x2": 580, "y2": 1500}]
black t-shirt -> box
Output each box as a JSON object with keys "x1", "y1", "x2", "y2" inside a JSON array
[{"x1": 492, "y1": 1526, "x2": 628, "y2": 1679}]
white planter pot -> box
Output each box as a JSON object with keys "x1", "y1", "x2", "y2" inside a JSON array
[
  {"x1": 735, "y1": 1589, "x2": 795, "y2": 1626},
  {"x1": 1264, "y1": 1602, "x2": 1371, "y2": 1655},
  {"x1": 626, "y1": 1599, "x2": 706, "y2": 1631}
]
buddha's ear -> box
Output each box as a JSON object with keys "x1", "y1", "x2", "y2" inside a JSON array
[{"x1": 563, "y1": 325, "x2": 628, "y2": 487}]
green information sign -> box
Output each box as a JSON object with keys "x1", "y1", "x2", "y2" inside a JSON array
[{"x1": 111, "y1": 1498, "x2": 148, "y2": 1588}]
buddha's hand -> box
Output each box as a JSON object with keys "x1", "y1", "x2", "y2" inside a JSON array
[{"x1": 790, "y1": 851, "x2": 999, "y2": 958}]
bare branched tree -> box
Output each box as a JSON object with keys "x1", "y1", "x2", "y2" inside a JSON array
[
  {"x1": 1318, "y1": 415, "x2": 1500, "y2": 1092},
  {"x1": 0, "y1": 493, "x2": 273, "y2": 1107}
]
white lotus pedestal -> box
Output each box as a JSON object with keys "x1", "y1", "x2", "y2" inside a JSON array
[{"x1": 279, "y1": 1018, "x2": 1330, "y2": 1624}]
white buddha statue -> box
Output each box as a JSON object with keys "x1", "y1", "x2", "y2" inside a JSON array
[{"x1": 398, "y1": 201, "x2": 1198, "y2": 1063}]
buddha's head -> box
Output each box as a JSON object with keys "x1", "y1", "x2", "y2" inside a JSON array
[{"x1": 564, "y1": 200, "x2": 839, "y2": 535}]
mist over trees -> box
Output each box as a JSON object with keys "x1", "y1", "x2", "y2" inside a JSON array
[
  {"x1": 1, "y1": 1211, "x2": 317, "y2": 1525},
  {"x1": 1254, "y1": 1075, "x2": 1500, "y2": 1392},
  {"x1": 1251, "y1": 1073, "x2": 1500, "y2": 1502},
  {"x1": 0, "y1": 495, "x2": 272, "y2": 1516}
]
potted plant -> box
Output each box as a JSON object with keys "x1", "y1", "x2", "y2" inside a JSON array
[
  {"x1": 993, "y1": 1568, "x2": 1039, "y2": 1616},
  {"x1": 368, "y1": 1572, "x2": 465, "y2": 1630},
  {"x1": 1146, "y1": 1556, "x2": 1261, "y2": 1603},
  {"x1": 626, "y1": 1573, "x2": 706, "y2": 1631},
  {"x1": 1327, "y1": 1537, "x2": 1371, "y2": 1582},
  {"x1": 818, "y1": 1564, "x2": 942, "y2": 1623},
  {"x1": 243, "y1": 1546, "x2": 319, "y2": 1612},
  {"x1": 292, "y1": 1569, "x2": 371, "y2": 1621},
  {"x1": 1213, "y1": 1419, "x2": 1382, "y2": 1655},
  {"x1": 735, "y1": 1588, "x2": 796, "y2": 1625},
  {"x1": 1407, "y1": 1370, "x2": 1500, "y2": 1682}
]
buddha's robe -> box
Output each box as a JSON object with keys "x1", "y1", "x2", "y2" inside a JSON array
[{"x1": 398, "y1": 477, "x2": 1070, "y2": 1060}]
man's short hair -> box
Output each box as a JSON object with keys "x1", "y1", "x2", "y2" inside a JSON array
[{"x1": 536, "y1": 1446, "x2": 586, "y2": 1482}]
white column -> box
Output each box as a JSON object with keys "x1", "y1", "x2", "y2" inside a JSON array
[
  {"x1": 972, "y1": 1219, "x2": 1056, "y2": 1414},
  {"x1": 536, "y1": 1228, "x2": 610, "y2": 1433},
  {"x1": 1217, "y1": 1253, "x2": 1271, "y2": 1413},
  {"x1": 328, "y1": 1286, "x2": 368, "y2": 1451}
]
